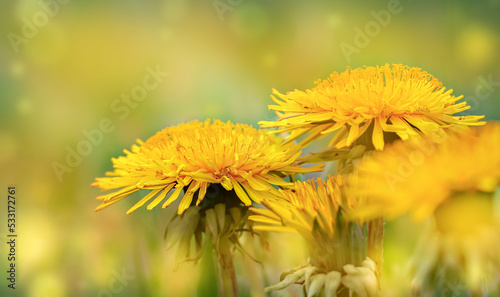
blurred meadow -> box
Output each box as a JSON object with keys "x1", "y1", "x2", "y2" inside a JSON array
[{"x1": 1, "y1": 0, "x2": 499, "y2": 296}]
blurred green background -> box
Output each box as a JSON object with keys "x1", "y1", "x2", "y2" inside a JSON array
[{"x1": 1, "y1": 0, "x2": 499, "y2": 296}]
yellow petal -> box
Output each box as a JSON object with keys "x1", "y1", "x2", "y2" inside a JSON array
[
  {"x1": 244, "y1": 173, "x2": 272, "y2": 191},
  {"x1": 248, "y1": 215, "x2": 281, "y2": 225},
  {"x1": 147, "y1": 184, "x2": 174, "y2": 210},
  {"x1": 229, "y1": 177, "x2": 252, "y2": 206},
  {"x1": 252, "y1": 225, "x2": 298, "y2": 234},
  {"x1": 196, "y1": 182, "x2": 208, "y2": 206},
  {"x1": 177, "y1": 191, "x2": 194, "y2": 214},
  {"x1": 162, "y1": 185, "x2": 184, "y2": 208},
  {"x1": 220, "y1": 176, "x2": 233, "y2": 191},
  {"x1": 346, "y1": 124, "x2": 360, "y2": 146},
  {"x1": 372, "y1": 118, "x2": 384, "y2": 150},
  {"x1": 126, "y1": 188, "x2": 162, "y2": 214},
  {"x1": 177, "y1": 182, "x2": 201, "y2": 214}
]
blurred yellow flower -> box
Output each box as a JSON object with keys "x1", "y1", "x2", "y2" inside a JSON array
[
  {"x1": 351, "y1": 123, "x2": 500, "y2": 293},
  {"x1": 352, "y1": 123, "x2": 500, "y2": 221},
  {"x1": 260, "y1": 64, "x2": 484, "y2": 151},
  {"x1": 250, "y1": 175, "x2": 378, "y2": 296},
  {"x1": 92, "y1": 119, "x2": 323, "y2": 215},
  {"x1": 411, "y1": 192, "x2": 500, "y2": 293}
]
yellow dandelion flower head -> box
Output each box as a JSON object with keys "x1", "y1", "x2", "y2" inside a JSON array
[
  {"x1": 92, "y1": 119, "x2": 323, "y2": 215},
  {"x1": 260, "y1": 63, "x2": 485, "y2": 150},
  {"x1": 352, "y1": 123, "x2": 500, "y2": 222},
  {"x1": 251, "y1": 175, "x2": 378, "y2": 295},
  {"x1": 250, "y1": 175, "x2": 365, "y2": 271},
  {"x1": 250, "y1": 175, "x2": 357, "y2": 239}
]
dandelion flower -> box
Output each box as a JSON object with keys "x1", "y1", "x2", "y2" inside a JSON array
[
  {"x1": 92, "y1": 119, "x2": 323, "y2": 297},
  {"x1": 352, "y1": 123, "x2": 500, "y2": 293},
  {"x1": 92, "y1": 119, "x2": 323, "y2": 215},
  {"x1": 260, "y1": 64, "x2": 484, "y2": 151},
  {"x1": 353, "y1": 123, "x2": 500, "y2": 221},
  {"x1": 250, "y1": 175, "x2": 379, "y2": 297}
]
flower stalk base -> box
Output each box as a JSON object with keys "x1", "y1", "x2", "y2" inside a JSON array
[{"x1": 214, "y1": 236, "x2": 238, "y2": 297}]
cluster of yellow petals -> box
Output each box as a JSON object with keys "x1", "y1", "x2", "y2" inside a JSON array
[
  {"x1": 250, "y1": 175, "x2": 371, "y2": 285},
  {"x1": 250, "y1": 175, "x2": 359, "y2": 242},
  {"x1": 260, "y1": 64, "x2": 484, "y2": 150},
  {"x1": 92, "y1": 120, "x2": 323, "y2": 215},
  {"x1": 352, "y1": 123, "x2": 500, "y2": 222}
]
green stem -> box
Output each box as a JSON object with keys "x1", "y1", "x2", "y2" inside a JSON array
[
  {"x1": 215, "y1": 236, "x2": 238, "y2": 297},
  {"x1": 367, "y1": 217, "x2": 384, "y2": 288},
  {"x1": 197, "y1": 237, "x2": 219, "y2": 297}
]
